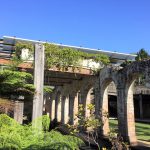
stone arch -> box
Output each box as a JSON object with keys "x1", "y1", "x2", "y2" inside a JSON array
[
  {"x1": 119, "y1": 60, "x2": 150, "y2": 144},
  {"x1": 99, "y1": 67, "x2": 118, "y2": 136},
  {"x1": 80, "y1": 76, "x2": 97, "y2": 118}
]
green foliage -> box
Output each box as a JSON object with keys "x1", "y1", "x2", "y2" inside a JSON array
[
  {"x1": 135, "y1": 48, "x2": 149, "y2": 61},
  {"x1": 8, "y1": 56, "x2": 23, "y2": 71},
  {"x1": 120, "y1": 60, "x2": 132, "y2": 67},
  {"x1": 0, "y1": 114, "x2": 84, "y2": 150},
  {"x1": 8, "y1": 42, "x2": 34, "y2": 70},
  {"x1": 68, "y1": 104, "x2": 102, "y2": 150},
  {"x1": 0, "y1": 70, "x2": 34, "y2": 97},
  {"x1": 12, "y1": 42, "x2": 110, "y2": 71},
  {"x1": 44, "y1": 43, "x2": 83, "y2": 71},
  {"x1": 44, "y1": 43, "x2": 110, "y2": 71},
  {"x1": 44, "y1": 86, "x2": 53, "y2": 93},
  {"x1": 73, "y1": 104, "x2": 102, "y2": 130},
  {"x1": 15, "y1": 42, "x2": 34, "y2": 59}
]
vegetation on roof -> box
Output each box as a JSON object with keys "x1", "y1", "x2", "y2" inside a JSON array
[{"x1": 14, "y1": 42, "x2": 110, "y2": 72}]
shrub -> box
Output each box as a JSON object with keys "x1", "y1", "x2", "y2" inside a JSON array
[{"x1": 0, "y1": 114, "x2": 84, "y2": 150}]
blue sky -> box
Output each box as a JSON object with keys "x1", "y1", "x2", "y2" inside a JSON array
[{"x1": 0, "y1": 0, "x2": 150, "y2": 54}]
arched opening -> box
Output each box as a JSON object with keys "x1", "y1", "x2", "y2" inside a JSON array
[
  {"x1": 85, "y1": 88, "x2": 95, "y2": 118},
  {"x1": 108, "y1": 82, "x2": 118, "y2": 135},
  {"x1": 126, "y1": 72, "x2": 150, "y2": 143},
  {"x1": 80, "y1": 87, "x2": 94, "y2": 119},
  {"x1": 101, "y1": 80, "x2": 118, "y2": 136}
]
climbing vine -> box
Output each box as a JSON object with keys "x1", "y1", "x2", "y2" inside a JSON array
[
  {"x1": 15, "y1": 42, "x2": 34, "y2": 59},
  {"x1": 44, "y1": 43, "x2": 110, "y2": 71},
  {"x1": 12, "y1": 42, "x2": 110, "y2": 71}
]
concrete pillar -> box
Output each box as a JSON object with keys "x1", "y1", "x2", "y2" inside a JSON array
[
  {"x1": 125, "y1": 83, "x2": 137, "y2": 144},
  {"x1": 14, "y1": 101, "x2": 24, "y2": 124},
  {"x1": 69, "y1": 93, "x2": 79, "y2": 125},
  {"x1": 117, "y1": 83, "x2": 137, "y2": 145},
  {"x1": 32, "y1": 44, "x2": 45, "y2": 121},
  {"x1": 51, "y1": 100, "x2": 55, "y2": 121},
  {"x1": 61, "y1": 96, "x2": 65, "y2": 123},
  {"x1": 64, "y1": 96, "x2": 69, "y2": 124},
  {"x1": 69, "y1": 94, "x2": 75, "y2": 125},
  {"x1": 55, "y1": 93, "x2": 61, "y2": 122},
  {"x1": 117, "y1": 87, "x2": 127, "y2": 137},
  {"x1": 139, "y1": 94, "x2": 143, "y2": 119},
  {"x1": 44, "y1": 93, "x2": 55, "y2": 121},
  {"x1": 61, "y1": 95, "x2": 69, "y2": 124},
  {"x1": 57, "y1": 99, "x2": 61, "y2": 122}
]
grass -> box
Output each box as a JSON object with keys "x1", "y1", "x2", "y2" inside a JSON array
[{"x1": 109, "y1": 119, "x2": 150, "y2": 142}]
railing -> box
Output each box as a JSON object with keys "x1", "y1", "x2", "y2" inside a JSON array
[{"x1": 0, "y1": 39, "x2": 15, "y2": 59}]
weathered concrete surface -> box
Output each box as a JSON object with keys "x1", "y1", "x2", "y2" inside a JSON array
[
  {"x1": 14, "y1": 101, "x2": 24, "y2": 124},
  {"x1": 32, "y1": 44, "x2": 45, "y2": 120}
]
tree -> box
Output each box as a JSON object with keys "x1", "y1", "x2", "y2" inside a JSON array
[
  {"x1": 135, "y1": 49, "x2": 149, "y2": 85},
  {"x1": 0, "y1": 69, "x2": 34, "y2": 98},
  {"x1": 135, "y1": 48, "x2": 149, "y2": 61}
]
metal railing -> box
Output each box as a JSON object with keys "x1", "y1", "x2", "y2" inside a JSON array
[{"x1": 0, "y1": 39, "x2": 15, "y2": 59}]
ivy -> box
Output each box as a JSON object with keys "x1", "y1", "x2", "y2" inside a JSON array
[
  {"x1": 44, "y1": 43, "x2": 84, "y2": 71},
  {"x1": 12, "y1": 42, "x2": 110, "y2": 71},
  {"x1": 44, "y1": 43, "x2": 110, "y2": 71},
  {"x1": 15, "y1": 42, "x2": 34, "y2": 59}
]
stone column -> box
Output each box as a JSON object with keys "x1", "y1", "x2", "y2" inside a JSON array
[
  {"x1": 14, "y1": 101, "x2": 24, "y2": 124},
  {"x1": 32, "y1": 44, "x2": 45, "y2": 121},
  {"x1": 61, "y1": 96, "x2": 65, "y2": 124},
  {"x1": 126, "y1": 83, "x2": 137, "y2": 144},
  {"x1": 51, "y1": 99, "x2": 55, "y2": 121},
  {"x1": 69, "y1": 93, "x2": 79, "y2": 125},
  {"x1": 80, "y1": 91, "x2": 87, "y2": 118},
  {"x1": 64, "y1": 96, "x2": 69, "y2": 124},
  {"x1": 45, "y1": 93, "x2": 55, "y2": 121},
  {"x1": 117, "y1": 87, "x2": 127, "y2": 138},
  {"x1": 55, "y1": 93, "x2": 61, "y2": 122},
  {"x1": 69, "y1": 94, "x2": 75, "y2": 125},
  {"x1": 100, "y1": 87, "x2": 109, "y2": 136},
  {"x1": 117, "y1": 84, "x2": 137, "y2": 145}
]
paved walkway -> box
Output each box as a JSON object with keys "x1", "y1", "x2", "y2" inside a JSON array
[
  {"x1": 130, "y1": 140, "x2": 150, "y2": 150},
  {"x1": 135, "y1": 119, "x2": 150, "y2": 123}
]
